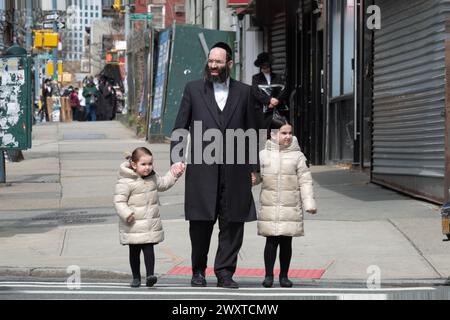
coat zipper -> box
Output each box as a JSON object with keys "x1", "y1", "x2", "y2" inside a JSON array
[{"x1": 276, "y1": 151, "x2": 281, "y2": 235}]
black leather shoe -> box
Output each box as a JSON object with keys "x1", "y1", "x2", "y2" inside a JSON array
[
  {"x1": 191, "y1": 273, "x2": 207, "y2": 287},
  {"x1": 279, "y1": 277, "x2": 293, "y2": 288},
  {"x1": 262, "y1": 276, "x2": 274, "y2": 288},
  {"x1": 217, "y1": 277, "x2": 239, "y2": 289},
  {"x1": 146, "y1": 275, "x2": 157, "y2": 287},
  {"x1": 130, "y1": 278, "x2": 141, "y2": 288}
]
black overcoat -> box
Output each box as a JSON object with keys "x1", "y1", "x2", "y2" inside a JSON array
[
  {"x1": 171, "y1": 79, "x2": 258, "y2": 223},
  {"x1": 251, "y1": 72, "x2": 288, "y2": 129}
]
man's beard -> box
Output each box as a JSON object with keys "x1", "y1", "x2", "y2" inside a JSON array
[{"x1": 204, "y1": 64, "x2": 230, "y2": 83}]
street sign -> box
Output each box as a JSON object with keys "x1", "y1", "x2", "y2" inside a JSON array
[
  {"x1": 37, "y1": 53, "x2": 53, "y2": 60},
  {"x1": 45, "y1": 13, "x2": 59, "y2": 21},
  {"x1": 43, "y1": 21, "x2": 65, "y2": 30},
  {"x1": 43, "y1": 22, "x2": 54, "y2": 29},
  {"x1": 130, "y1": 13, "x2": 153, "y2": 21}
]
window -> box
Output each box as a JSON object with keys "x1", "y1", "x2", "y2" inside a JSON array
[
  {"x1": 148, "y1": 4, "x2": 165, "y2": 28},
  {"x1": 330, "y1": 0, "x2": 355, "y2": 98}
]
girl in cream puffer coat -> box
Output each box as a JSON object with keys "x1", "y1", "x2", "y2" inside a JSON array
[
  {"x1": 255, "y1": 115, "x2": 317, "y2": 288},
  {"x1": 114, "y1": 147, "x2": 185, "y2": 288}
]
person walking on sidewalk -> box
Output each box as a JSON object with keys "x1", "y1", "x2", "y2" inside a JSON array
[
  {"x1": 171, "y1": 42, "x2": 258, "y2": 289},
  {"x1": 254, "y1": 114, "x2": 317, "y2": 288},
  {"x1": 114, "y1": 147, "x2": 185, "y2": 288},
  {"x1": 69, "y1": 87, "x2": 81, "y2": 121},
  {"x1": 82, "y1": 76, "x2": 98, "y2": 121}
]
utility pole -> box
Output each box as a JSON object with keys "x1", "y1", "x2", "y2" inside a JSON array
[
  {"x1": 52, "y1": 0, "x2": 58, "y2": 80},
  {"x1": 124, "y1": 1, "x2": 130, "y2": 113},
  {"x1": 25, "y1": 0, "x2": 32, "y2": 52}
]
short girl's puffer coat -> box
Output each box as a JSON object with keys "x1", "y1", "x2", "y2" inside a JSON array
[
  {"x1": 114, "y1": 161, "x2": 177, "y2": 245},
  {"x1": 257, "y1": 136, "x2": 316, "y2": 237}
]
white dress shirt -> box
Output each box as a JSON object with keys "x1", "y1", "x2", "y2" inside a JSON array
[
  {"x1": 213, "y1": 78, "x2": 230, "y2": 111},
  {"x1": 263, "y1": 72, "x2": 271, "y2": 85}
]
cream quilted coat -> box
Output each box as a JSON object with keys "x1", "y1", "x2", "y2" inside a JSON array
[
  {"x1": 114, "y1": 161, "x2": 177, "y2": 245},
  {"x1": 257, "y1": 137, "x2": 316, "y2": 237}
]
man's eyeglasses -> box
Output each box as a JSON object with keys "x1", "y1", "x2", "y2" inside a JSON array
[{"x1": 207, "y1": 59, "x2": 226, "y2": 66}]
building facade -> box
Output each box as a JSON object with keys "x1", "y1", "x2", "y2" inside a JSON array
[{"x1": 63, "y1": 0, "x2": 103, "y2": 62}]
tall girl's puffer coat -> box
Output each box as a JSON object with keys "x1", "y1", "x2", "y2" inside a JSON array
[
  {"x1": 114, "y1": 161, "x2": 177, "y2": 245},
  {"x1": 257, "y1": 136, "x2": 316, "y2": 237}
]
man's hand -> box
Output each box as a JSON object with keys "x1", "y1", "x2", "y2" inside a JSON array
[
  {"x1": 251, "y1": 172, "x2": 257, "y2": 186},
  {"x1": 270, "y1": 98, "x2": 279, "y2": 106},
  {"x1": 126, "y1": 213, "x2": 136, "y2": 224},
  {"x1": 171, "y1": 162, "x2": 186, "y2": 178}
]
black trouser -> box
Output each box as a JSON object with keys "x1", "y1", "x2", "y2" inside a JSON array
[
  {"x1": 189, "y1": 165, "x2": 245, "y2": 280},
  {"x1": 264, "y1": 236, "x2": 293, "y2": 278},
  {"x1": 189, "y1": 218, "x2": 244, "y2": 280},
  {"x1": 41, "y1": 101, "x2": 50, "y2": 122},
  {"x1": 129, "y1": 243, "x2": 155, "y2": 280}
]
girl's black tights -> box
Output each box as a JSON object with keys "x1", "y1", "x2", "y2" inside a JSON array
[
  {"x1": 264, "y1": 236, "x2": 293, "y2": 278},
  {"x1": 129, "y1": 243, "x2": 155, "y2": 280}
]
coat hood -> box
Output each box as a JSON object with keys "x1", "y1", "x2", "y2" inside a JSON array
[
  {"x1": 265, "y1": 136, "x2": 301, "y2": 153},
  {"x1": 119, "y1": 161, "x2": 139, "y2": 180}
]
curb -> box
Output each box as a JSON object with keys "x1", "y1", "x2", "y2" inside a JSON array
[
  {"x1": 0, "y1": 267, "x2": 130, "y2": 280},
  {"x1": 0, "y1": 267, "x2": 449, "y2": 287}
]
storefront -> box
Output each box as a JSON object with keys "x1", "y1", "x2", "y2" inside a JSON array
[{"x1": 371, "y1": 0, "x2": 450, "y2": 203}]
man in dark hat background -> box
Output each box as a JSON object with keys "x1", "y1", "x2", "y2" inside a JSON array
[
  {"x1": 171, "y1": 42, "x2": 258, "y2": 289},
  {"x1": 252, "y1": 52, "x2": 288, "y2": 129}
]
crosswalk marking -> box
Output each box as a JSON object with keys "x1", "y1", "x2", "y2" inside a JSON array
[
  {"x1": 3, "y1": 289, "x2": 390, "y2": 299},
  {"x1": 0, "y1": 281, "x2": 436, "y2": 293}
]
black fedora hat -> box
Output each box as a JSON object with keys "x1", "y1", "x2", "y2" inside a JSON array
[{"x1": 254, "y1": 52, "x2": 274, "y2": 67}]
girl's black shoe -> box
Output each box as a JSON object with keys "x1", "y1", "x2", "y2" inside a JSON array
[
  {"x1": 279, "y1": 277, "x2": 293, "y2": 288},
  {"x1": 130, "y1": 278, "x2": 141, "y2": 288},
  {"x1": 262, "y1": 276, "x2": 274, "y2": 288},
  {"x1": 146, "y1": 275, "x2": 158, "y2": 287}
]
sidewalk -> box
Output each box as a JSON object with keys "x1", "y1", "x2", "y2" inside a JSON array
[{"x1": 0, "y1": 121, "x2": 448, "y2": 285}]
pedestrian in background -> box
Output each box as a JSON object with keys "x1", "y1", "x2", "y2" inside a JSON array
[
  {"x1": 40, "y1": 78, "x2": 53, "y2": 122},
  {"x1": 82, "y1": 76, "x2": 98, "y2": 121},
  {"x1": 78, "y1": 88, "x2": 86, "y2": 121},
  {"x1": 251, "y1": 52, "x2": 288, "y2": 130},
  {"x1": 114, "y1": 147, "x2": 185, "y2": 288},
  {"x1": 69, "y1": 87, "x2": 81, "y2": 121},
  {"x1": 254, "y1": 114, "x2": 317, "y2": 288}
]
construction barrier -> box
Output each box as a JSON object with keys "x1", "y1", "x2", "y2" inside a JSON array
[{"x1": 60, "y1": 97, "x2": 72, "y2": 122}]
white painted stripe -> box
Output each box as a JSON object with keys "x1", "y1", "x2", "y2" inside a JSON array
[
  {"x1": 339, "y1": 294, "x2": 388, "y2": 300},
  {"x1": 4, "y1": 290, "x2": 392, "y2": 298},
  {"x1": 0, "y1": 282, "x2": 437, "y2": 292}
]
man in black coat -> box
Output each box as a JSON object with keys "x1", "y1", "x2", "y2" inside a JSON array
[
  {"x1": 251, "y1": 52, "x2": 288, "y2": 130},
  {"x1": 171, "y1": 42, "x2": 258, "y2": 289}
]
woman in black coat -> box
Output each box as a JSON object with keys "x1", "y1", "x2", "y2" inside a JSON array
[{"x1": 251, "y1": 52, "x2": 288, "y2": 130}]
